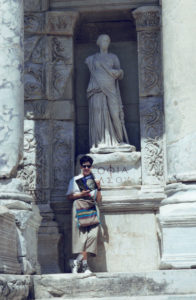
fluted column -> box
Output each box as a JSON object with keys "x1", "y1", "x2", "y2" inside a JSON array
[
  {"x1": 159, "y1": 0, "x2": 196, "y2": 269},
  {"x1": 0, "y1": 0, "x2": 24, "y2": 178}
]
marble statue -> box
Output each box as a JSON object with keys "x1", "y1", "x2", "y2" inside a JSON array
[{"x1": 85, "y1": 34, "x2": 135, "y2": 153}]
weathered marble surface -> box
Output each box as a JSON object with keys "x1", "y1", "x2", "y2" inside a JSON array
[
  {"x1": 0, "y1": 0, "x2": 24, "y2": 178},
  {"x1": 0, "y1": 179, "x2": 41, "y2": 274},
  {"x1": 0, "y1": 275, "x2": 31, "y2": 300},
  {"x1": 162, "y1": 0, "x2": 196, "y2": 183},
  {"x1": 158, "y1": 183, "x2": 196, "y2": 269},
  {"x1": 38, "y1": 204, "x2": 62, "y2": 274},
  {"x1": 0, "y1": 206, "x2": 21, "y2": 274},
  {"x1": 158, "y1": 0, "x2": 196, "y2": 270},
  {"x1": 33, "y1": 270, "x2": 196, "y2": 299},
  {"x1": 89, "y1": 212, "x2": 159, "y2": 272}
]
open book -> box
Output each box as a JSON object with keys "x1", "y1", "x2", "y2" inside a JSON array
[{"x1": 76, "y1": 173, "x2": 98, "y2": 191}]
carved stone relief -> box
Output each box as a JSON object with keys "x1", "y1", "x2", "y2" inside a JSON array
[
  {"x1": 25, "y1": 100, "x2": 50, "y2": 120},
  {"x1": 25, "y1": 36, "x2": 48, "y2": 64},
  {"x1": 49, "y1": 36, "x2": 73, "y2": 64},
  {"x1": 46, "y1": 63, "x2": 72, "y2": 100},
  {"x1": 24, "y1": 63, "x2": 45, "y2": 99},
  {"x1": 144, "y1": 137, "x2": 163, "y2": 181},
  {"x1": 45, "y1": 11, "x2": 79, "y2": 35},
  {"x1": 52, "y1": 121, "x2": 74, "y2": 191},
  {"x1": 17, "y1": 121, "x2": 50, "y2": 204},
  {"x1": 24, "y1": 13, "x2": 44, "y2": 34},
  {"x1": 138, "y1": 31, "x2": 162, "y2": 96},
  {"x1": 133, "y1": 6, "x2": 164, "y2": 184}
]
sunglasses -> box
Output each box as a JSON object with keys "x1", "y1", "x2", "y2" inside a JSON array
[{"x1": 82, "y1": 164, "x2": 92, "y2": 169}]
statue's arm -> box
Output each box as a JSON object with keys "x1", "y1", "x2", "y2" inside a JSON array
[{"x1": 113, "y1": 55, "x2": 124, "y2": 80}]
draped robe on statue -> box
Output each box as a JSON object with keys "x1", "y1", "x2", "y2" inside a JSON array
[{"x1": 85, "y1": 53, "x2": 129, "y2": 153}]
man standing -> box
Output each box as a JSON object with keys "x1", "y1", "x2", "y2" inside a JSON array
[{"x1": 66, "y1": 155, "x2": 102, "y2": 274}]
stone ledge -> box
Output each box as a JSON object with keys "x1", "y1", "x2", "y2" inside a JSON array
[{"x1": 32, "y1": 270, "x2": 196, "y2": 299}]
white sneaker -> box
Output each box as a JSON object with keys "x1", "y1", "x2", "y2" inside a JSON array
[
  {"x1": 69, "y1": 259, "x2": 80, "y2": 274},
  {"x1": 82, "y1": 263, "x2": 92, "y2": 274}
]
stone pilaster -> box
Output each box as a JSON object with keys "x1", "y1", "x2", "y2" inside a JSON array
[
  {"x1": 45, "y1": 11, "x2": 78, "y2": 204},
  {"x1": 159, "y1": 0, "x2": 196, "y2": 269},
  {"x1": 23, "y1": 9, "x2": 78, "y2": 272},
  {"x1": 133, "y1": 6, "x2": 164, "y2": 185}
]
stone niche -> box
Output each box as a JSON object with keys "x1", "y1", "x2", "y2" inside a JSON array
[{"x1": 75, "y1": 15, "x2": 140, "y2": 156}]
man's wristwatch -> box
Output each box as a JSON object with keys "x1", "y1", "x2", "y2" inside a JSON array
[{"x1": 97, "y1": 188, "x2": 101, "y2": 191}]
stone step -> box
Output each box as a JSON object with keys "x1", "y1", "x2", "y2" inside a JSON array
[
  {"x1": 36, "y1": 296, "x2": 196, "y2": 300},
  {"x1": 33, "y1": 270, "x2": 196, "y2": 299},
  {"x1": 36, "y1": 297, "x2": 196, "y2": 300}
]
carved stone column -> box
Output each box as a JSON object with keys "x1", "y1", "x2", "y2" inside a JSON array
[
  {"x1": 0, "y1": 0, "x2": 24, "y2": 178},
  {"x1": 159, "y1": 0, "x2": 196, "y2": 269},
  {"x1": 133, "y1": 6, "x2": 164, "y2": 185},
  {"x1": 0, "y1": 0, "x2": 42, "y2": 274}
]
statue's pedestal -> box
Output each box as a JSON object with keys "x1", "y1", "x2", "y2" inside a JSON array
[{"x1": 77, "y1": 152, "x2": 141, "y2": 187}]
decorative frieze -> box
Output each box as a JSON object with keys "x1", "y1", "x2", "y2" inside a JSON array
[
  {"x1": 24, "y1": 63, "x2": 45, "y2": 99},
  {"x1": 24, "y1": 13, "x2": 44, "y2": 34},
  {"x1": 133, "y1": 6, "x2": 161, "y2": 31},
  {"x1": 45, "y1": 11, "x2": 79, "y2": 36},
  {"x1": 25, "y1": 100, "x2": 50, "y2": 120}
]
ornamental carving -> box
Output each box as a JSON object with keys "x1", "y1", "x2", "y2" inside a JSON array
[
  {"x1": 138, "y1": 31, "x2": 162, "y2": 96},
  {"x1": 51, "y1": 37, "x2": 72, "y2": 64},
  {"x1": 52, "y1": 122, "x2": 73, "y2": 188},
  {"x1": 25, "y1": 101, "x2": 49, "y2": 120},
  {"x1": 141, "y1": 103, "x2": 162, "y2": 137},
  {"x1": 144, "y1": 137, "x2": 164, "y2": 181},
  {"x1": 133, "y1": 7, "x2": 161, "y2": 30},
  {"x1": 46, "y1": 12, "x2": 78, "y2": 35},
  {"x1": 24, "y1": 63, "x2": 44, "y2": 99},
  {"x1": 47, "y1": 63, "x2": 72, "y2": 99},
  {"x1": 24, "y1": 13, "x2": 43, "y2": 33}
]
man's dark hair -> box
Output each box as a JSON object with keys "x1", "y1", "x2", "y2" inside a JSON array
[{"x1": 80, "y1": 155, "x2": 93, "y2": 166}]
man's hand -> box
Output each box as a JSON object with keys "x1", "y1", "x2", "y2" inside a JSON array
[
  {"x1": 80, "y1": 190, "x2": 91, "y2": 197},
  {"x1": 95, "y1": 180, "x2": 101, "y2": 190}
]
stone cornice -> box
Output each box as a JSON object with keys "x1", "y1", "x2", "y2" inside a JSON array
[
  {"x1": 133, "y1": 6, "x2": 161, "y2": 31},
  {"x1": 50, "y1": 0, "x2": 159, "y2": 11},
  {"x1": 51, "y1": 186, "x2": 165, "y2": 213}
]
